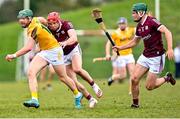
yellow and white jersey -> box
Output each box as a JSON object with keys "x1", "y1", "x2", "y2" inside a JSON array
[
  {"x1": 111, "y1": 27, "x2": 135, "y2": 55},
  {"x1": 27, "y1": 17, "x2": 59, "y2": 50}
]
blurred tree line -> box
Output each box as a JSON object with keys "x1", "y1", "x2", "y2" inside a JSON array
[{"x1": 0, "y1": 0, "x2": 120, "y2": 24}]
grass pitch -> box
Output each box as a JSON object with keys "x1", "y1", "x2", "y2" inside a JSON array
[{"x1": 0, "y1": 79, "x2": 179, "y2": 118}]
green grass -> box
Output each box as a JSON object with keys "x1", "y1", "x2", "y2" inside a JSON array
[
  {"x1": 1, "y1": 0, "x2": 180, "y2": 80},
  {"x1": 0, "y1": 79, "x2": 179, "y2": 118},
  {"x1": 0, "y1": 23, "x2": 21, "y2": 81}
]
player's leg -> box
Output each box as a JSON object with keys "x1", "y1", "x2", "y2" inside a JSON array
[
  {"x1": 127, "y1": 63, "x2": 135, "y2": 95},
  {"x1": 66, "y1": 64, "x2": 90, "y2": 97},
  {"x1": 108, "y1": 57, "x2": 118, "y2": 85},
  {"x1": 46, "y1": 65, "x2": 55, "y2": 90},
  {"x1": 145, "y1": 72, "x2": 164, "y2": 90},
  {"x1": 66, "y1": 65, "x2": 98, "y2": 108},
  {"x1": 71, "y1": 51, "x2": 102, "y2": 98},
  {"x1": 39, "y1": 67, "x2": 47, "y2": 90},
  {"x1": 113, "y1": 67, "x2": 127, "y2": 81},
  {"x1": 146, "y1": 72, "x2": 176, "y2": 91},
  {"x1": 53, "y1": 64, "x2": 78, "y2": 92},
  {"x1": 39, "y1": 66, "x2": 47, "y2": 82},
  {"x1": 126, "y1": 54, "x2": 135, "y2": 95},
  {"x1": 112, "y1": 66, "x2": 119, "y2": 75},
  {"x1": 44, "y1": 46, "x2": 83, "y2": 109},
  {"x1": 131, "y1": 63, "x2": 148, "y2": 108},
  {"x1": 72, "y1": 54, "x2": 93, "y2": 84},
  {"x1": 53, "y1": 64, "x2": 83, "y2": 109},
  {"x1": 108, "y1": 56, "x2": 126, "y2": 86},
  {"x1": 145, "y1": 54, "x2": 176, "y2": 90},
  {"x1": 24, "y1": 55, "x2": 48, "y2": 108},
  {"x1": 108, "y1": 66, "x2": 126, "y2": 86}
]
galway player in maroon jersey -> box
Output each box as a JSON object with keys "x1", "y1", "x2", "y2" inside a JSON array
[
  {"x1": 47, "y1": 12, "x2": 103, "y2": 108},
  {"x1": 113, "y1": 3, "x2": 176, "y2": 108}
]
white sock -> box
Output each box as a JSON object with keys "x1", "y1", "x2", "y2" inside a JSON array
[{"x1": 75, "y1": 92, "x2": 81, "y2": 98}]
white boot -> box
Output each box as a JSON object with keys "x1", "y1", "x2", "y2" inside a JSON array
[
  {"x1": 92, "y1": 83, "x2": 103, "y2": 98},
  {"x1": 89, "y1": 98, "x2": 98, "y2": 108}
]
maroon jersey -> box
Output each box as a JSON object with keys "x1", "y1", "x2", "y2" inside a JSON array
[
  {"x1": 50, "y1": 20, "x2": 78, "y2": 55},
  {"x1": 135, "y1": 16, "x2": 165, "y2": 57}
]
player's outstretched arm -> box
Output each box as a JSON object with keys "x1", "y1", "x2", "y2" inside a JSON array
[
  {"x1": 158, "y1": 25, "x2": 174, "y2": 60},
  {"x1": 112, "y1": 36, "x2": 140, "y2": 51},
  {"x1": 105, "y1": 41, "x2": 111, "y2": 60},
  {"x1": 5, "y1": 36, "x2": 35, "y2": 62}
]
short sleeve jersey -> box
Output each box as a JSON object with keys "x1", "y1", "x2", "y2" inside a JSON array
[
  {"x1": 27, "y1": 17, "x2": 59, "y2": 50},
  {"x1": 50, "y1": 20, "x2": 78, "y2": 55},
  {"x1": 135, "y1": 16, "x2": 165, "y2": 57},
  {"x1": 111, "y1": 27, "x2": 135, "y2": 55}
]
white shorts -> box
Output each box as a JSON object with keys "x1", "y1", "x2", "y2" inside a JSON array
[
  {"x1": 64, "y1": 44, "x2": 82, "y2": 65},
  {"x1": 112, "y1": 54, "x2": 135, "y2": 68},
  {"x1": 37, "y1": 47, "x2": 64, "y2": 66},
  {"x1": 137, "y1": 54, "x2": 165, "y2": 74}
]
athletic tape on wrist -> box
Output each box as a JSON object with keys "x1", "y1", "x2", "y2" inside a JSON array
[{"x1": 12, "y1": 54, "x2": 17, "y2": 58}]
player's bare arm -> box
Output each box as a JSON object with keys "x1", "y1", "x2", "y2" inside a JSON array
[
  {"x1": 61, "y1": 29, "x2": 78, "y2": 48},
  {"x1": 158, "y1": 25, "x2": 174, "y2": 60},
  {"x1": 5, "y1": 36, "x2": 35, "y2": 61},
  {"x1": 112, "y1": 36, "x2": 140, "y2": 52},
  {"x1": 105, "y1": 40, "x2": 111, "y2": 60},
  {"x1": 38, "y1": 17, "x2": 48, "y2": 26}
]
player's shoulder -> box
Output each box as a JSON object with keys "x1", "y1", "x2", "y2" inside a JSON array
[
  {"x1": 30, "y1": 17, "x2": 43, "y2": 28},
  {"x1": 148, "y1": 16, "x2": 156, "y2": 20},
  {"x1": 30, "y1": 17, "x2": 38, "y2": 25},
  {"x1": 127, "y1": 26, "x2": 135, "y2": 31},
  {"x1": 147, "y1": 16, "x2": 159, "y2": 23},
  {"x1": 127, "y1": 27, "x2": 135, "y2": 34},
  {"x1": 61, "y1": 20, "x2": 74, "y2": 29},
  {"x1": 147, "y1": 16, "x2": 161, "y2": 26},
  {"x1": 112, "y1": 28, "x2": 120, "y2": 34},
  {"x1": 62, "y1": 20, "x2": 73, "y2": 26},
  {"x1": 28, "y1": 17, "x2": 38, "y2": 30}
]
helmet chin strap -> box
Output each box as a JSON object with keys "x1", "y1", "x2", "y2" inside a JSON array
[
  {"x1": 56, "y1": 21, "x2": 62, "y2": 32},
  {"x1": 138, "y1": 11, "x2": 145, "y2": 17},
  {"x1": 135, "y1": 11, "x2": 145, "y2": 22}
]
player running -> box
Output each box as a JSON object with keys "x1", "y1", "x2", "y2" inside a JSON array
[
  {"x1": 39, "y1": 64, "x2": 55, "y2": 91},
  {"x1": 47, "y1": 12, "x2": 102, "y2": 107},
  {"x1": 113, "y1": 3, "x2": 176, "y2": 108},
  {"x1": 5, "y1": 9, "x2": 83, "y2": 109},
  {"x1": 105, "y1": 17, "x2": 135, "y2": 95}
]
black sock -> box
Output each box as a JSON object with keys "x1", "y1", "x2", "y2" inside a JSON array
[
  {"x1": 86, "y1": 94, "x2": 92, "y2": 100},
  {"x1": 133, "y1": 99, "x2": 139, "y2": 105}
]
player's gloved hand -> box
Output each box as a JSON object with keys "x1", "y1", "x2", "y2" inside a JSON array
[
  {"x1": 105, "y1": 54, "x2": 111, "y2": 61},
  {"x1": 166, "y1": 49, "x2": 174, "y2": 60},
  {"x1": 5, "y1": 54, "x2": 16, "y2": 62}
]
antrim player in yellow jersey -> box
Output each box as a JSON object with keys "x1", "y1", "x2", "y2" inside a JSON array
[
  {"x1": 5, "y1": 9, "x2": 83, "y2": 109},
  {"x1": 106, "y1": 17, "x2": 135, "y2": 95}
]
